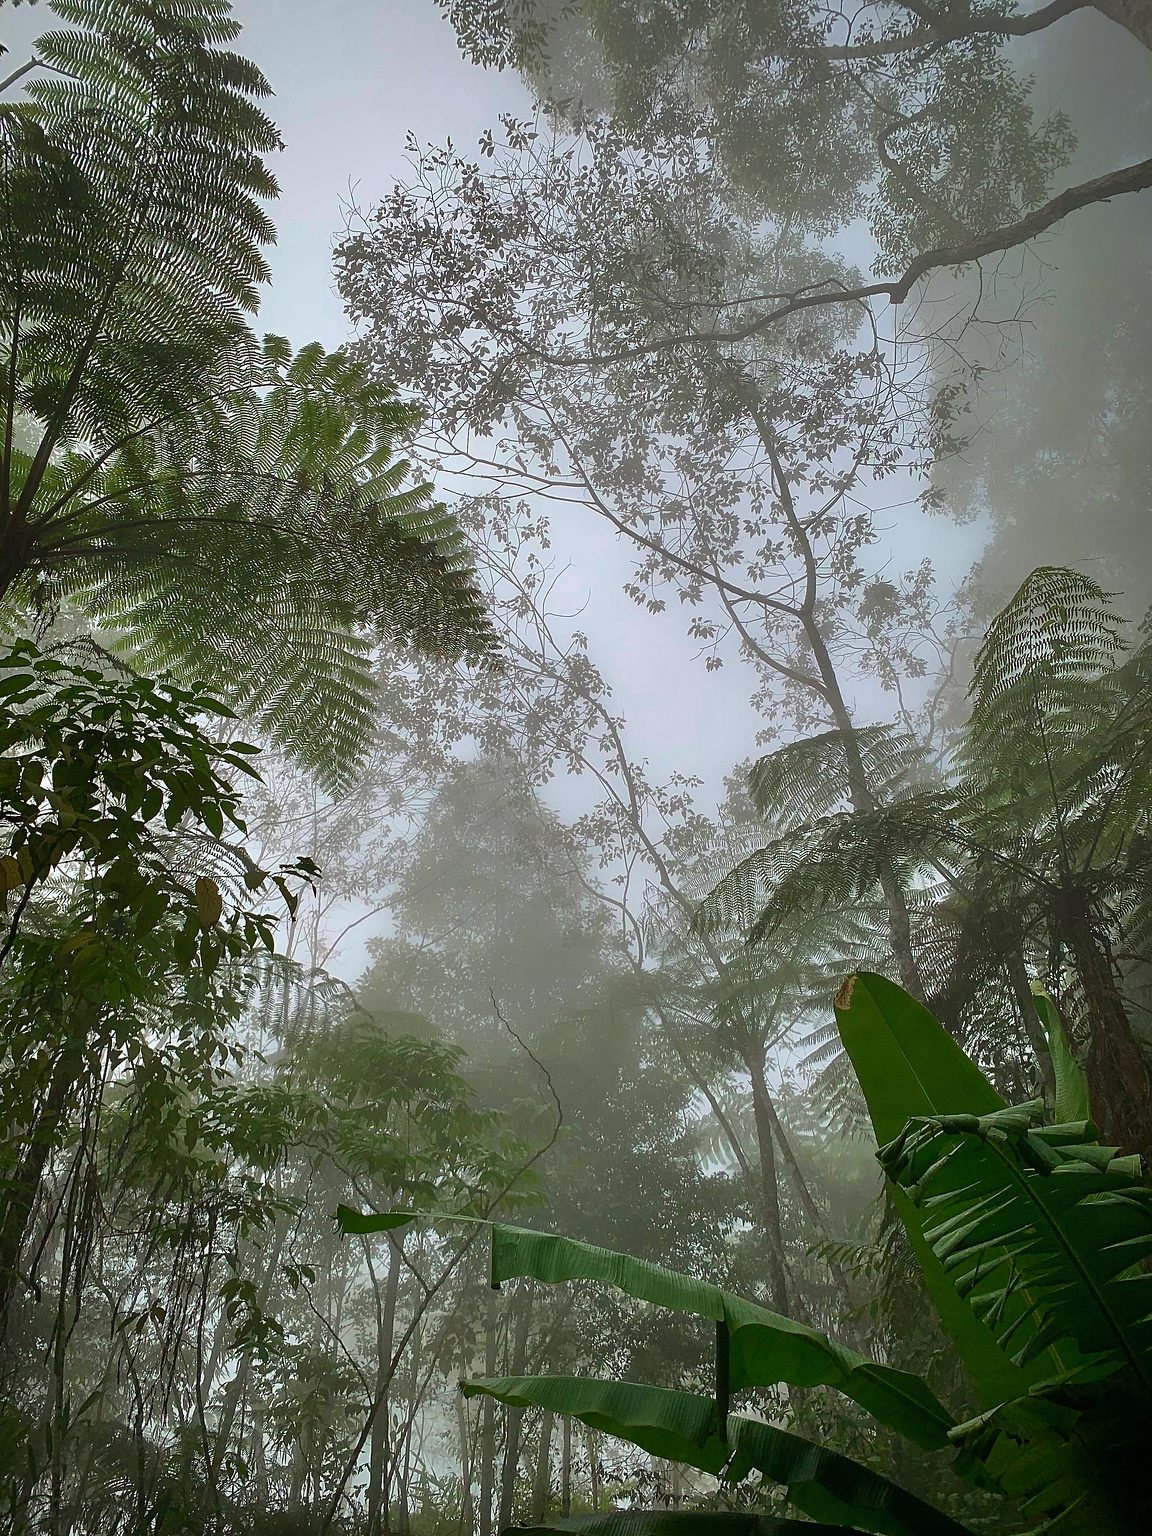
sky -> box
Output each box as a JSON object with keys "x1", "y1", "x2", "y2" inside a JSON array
[
  {"x1": 229, "y1": 0, "x2": 807, "y2": 793},
  {"x1": 0, "y1": 0, "x2": 991, "y2": 976},
  {"x1": 0, "y1": 1, "x2": 985, "y2": 782},
  {"x1": 0, "y1": 0, "x2": 781, "y2": 780}
]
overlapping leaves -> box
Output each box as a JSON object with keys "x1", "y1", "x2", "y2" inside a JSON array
[
  {"x1": 463, "y1": 1377, "x2": 974, "y2": 1536},
  {"x1": 879, "y1": 1103, "x2": 1152, "y2": 1382},
  {"x1": 339, "y1": 1207, "x2": 954, "y2": 1450},
  {"x1": 0, "y1": 2, "x2": 492, "y2": 782}
]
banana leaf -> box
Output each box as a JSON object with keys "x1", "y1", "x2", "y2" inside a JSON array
[
  {"x1": 949, "y1": 1373, "x2": 1152, "y2": 1536},
  {"x1": 726, "y1": 1417, "x2": 975, "y2": 1536},
  {"x1": 490, "y1": 1224, "x2": 725, "y2": 1318},
  {"x1": 834, "y1": 973, "x2": 1041, "y2": 1407},
  {"x1": 506, "y1": 1516, "x2": 870, "y2": 1536},
  {"x1": 337, "y1": 1206, "x2": 953, "y2": 1446},
  {"x1": 1032, "y1": 988, "x2": 1091, "y2": 1126},
  {"x1": 464, "y1": 1378, "x2": 974, "y2": 1536},
  {"x1": 879, "y1": 1103, "x2": 1152, "y2": 1382},
  {"x1": 335, "y1": 1204, "x2": 421, "y2": 1233},
  {"x1": 459, "y1": 1378, "x2": 729, "y2": 1476},
  {"x1": 487, "y1": 1220, "x2": 955, "y2": 1449},
  {"x1": 833, "y1": 974, "x2": 1006, "y2": 1144}
]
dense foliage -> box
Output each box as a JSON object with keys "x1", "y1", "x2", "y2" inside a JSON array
[{"x1": 0, "y1": 0, "x2": 491, "y2": 782}]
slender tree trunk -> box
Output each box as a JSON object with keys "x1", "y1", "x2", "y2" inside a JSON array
[
  {"x1": 761, "y1": 1090, "x2": 855, "y2": 1321},
  {"x1": 588, "y1": 1428, "x2": 600, "y2": 1512},
  {"x1": 398, "y1": 1316, "x2": 420, "y2": 1536},
  {"x1": 0, "y1": 1016, "x2": 87, "y2": 1322},
  {"x1": 805, "y1": 582, "x2": 926, "y2": 1003},
  {"x1": 753, "y1": 411, "x2": 928, "y2": 1004},
  {"x1": 478, "y1": 1290, "x2": 497, "y2": 1536},
  {"x1": 49, "y1": 1182, "x2": 80, "y2": 1536},
  {"x1": 561, "y1": 1417, "x2": 571, "y2": 1517},
  {"x1": 207, "y1": 1220, "x2": 293, "y2": 1487},
  {"x1": 456, "y1": 1357, "x2": 475, "y2": 1536},
  {"x1": 1060, "y1": 897, "x2": 1152, "y2": 1155},
  {"x1": 368, "y1": 1233, "x2": 403, "y2": 1536},
  {"x1": 251, "y1": 1405, "x2": 269, "y2": 1508},
  {"x1": 743, "y1": 1041, "x2": 790, "y2": 1315},
  {"x1": 497, "y1": 1285, "x2": 532, "y2": 1533},
  {"x1": 530, "y1": 1409, "x2": 553, "y2": 1522}
]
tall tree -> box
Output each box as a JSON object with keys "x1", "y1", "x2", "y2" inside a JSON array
[
  {"x1": 704, "y1": 569, "x2": 1152, "y2": 1154},
  {"x1": 336, "y1": 116, "x2": 944, "y2": 997},
  {"x1": 437, "y1": 0, "x2": 1152, "y2": 351}
]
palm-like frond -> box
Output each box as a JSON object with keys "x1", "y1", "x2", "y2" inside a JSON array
[
  {"x1": 698, "y1": 797, "x2": 955, "y2": 947},
  {"x1": 748, "y1": 726, "x2": 930, "y2": 831},
  {"x1": 879, "y1": 1103, "x2": 1151, "y2": 1380},
  {"x1": 960, "y1": 570, "x2": 1151, "y2": 868},
  {"x1": 1, "y1": 5, "x2": 491, "y2": 782},
  {"x1": 25, "y1": 339, "x2": 490, "y2": 779},
  {"x1": 967, "y1": 567, "x2": 1126, "y2": 730},
  {"x1": 2, "y1": 0, "x2": 276, "y2": 454}
]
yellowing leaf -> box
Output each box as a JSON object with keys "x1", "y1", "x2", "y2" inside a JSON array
[{"x1": 195, "y1": 876, "x2": 223, "y2": 929}]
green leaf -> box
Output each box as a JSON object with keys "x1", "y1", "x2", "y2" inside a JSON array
[
  {"x1": 880, "y1": 1103, "x2": 1152, "y2": 1385},
  {"x1": 835, "y1": 973, "x2": 1038, "y2": 1408},
  {"x1": 335, "y1": 1204, "x2": 418, "y2": 1234},
  {"x1": 833, "y1": 974, "x2": 1004, "y2": 1145},
  {"x1": 461, "y1": 1377, "x2": 730, "y2": 1475},
  {"x1": 464, "y1": 1378, "x2": 973, "y2": 1536},
  {"x1": 721, "y1": 1296, "x2": 954, "y2": 1450},
  {"x1": 949, "y1": 1374, "x2": 1152, "y2": 1535},
  {"x1": 728, "y1": 1417, "x2": 976, "y2": 1536},
  {"x1": 346, "y1": 1212, "x2": 953, "y2": 1449},
  {"x1": 491, "y1": 1223, "x2": 724, "y2": 1318},
  {"x1": 1033, "y1": 987, "x2": 1091, "y2": 1126},
  {"x1": 492, "y1": 1226, "x2": 953, "y2": 1445}
]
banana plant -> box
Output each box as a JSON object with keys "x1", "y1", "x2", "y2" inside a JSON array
[
  {"x1": 336, "y1": 975, "x2": 1152, "y2": 1535},
  {"x1": 835, "y1": 974, "x2": 1152, "y2": 1535}
]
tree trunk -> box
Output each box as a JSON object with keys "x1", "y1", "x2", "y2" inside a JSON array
[
  {"x1": 397, "y1": 1315, "x2": 420, "y2": 1536},
  {"x1": 810, "y1": 632, "x2": 927, "y2": 1001},
  {"x1": 1060, "y1": 897, "x2": 1152, "y2": 1156},
  {"x1": 744, "y1": 1041, "x2": 790, "y2": 1315},
  {"x1": 368, "y1": 1232, "x2": 403, "y2": 1536},
  {"x1": 250, "y1": 1406, "x2": 269, "y2": 1508},
  {"x1": 206, "y1": 1217, "x2": 293, "y2": 1487},
  {"x1": 456, "y1": 1359, "x2": 475, "y2": 1536},
  {"x1": 1005, "y1": 951, "x2": 1056, "y2": 1110},
  {"x1": 530, "y1": 1409, "x2": 553, "y2": 1522},
  {"x1": 588, "y1": 1427, "x2": 600, "y2": 1512},
  {"x1": 478, "y1": 1290, "x2": 497, "y2": 1536},
  {"x1": 0, "y1": 1015, "x2": 87, "y2": 1324},
  {"x1": 561, "y1": 1417, "x2": 571, "y2": 1517},
  {"x1": 497, "y1": 1285, "x2": 532, "y2": 1533}
]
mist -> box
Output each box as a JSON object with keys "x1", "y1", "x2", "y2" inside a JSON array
[{"x1": 2, "y1": 4, "x2": 1151, "y2": 1535}]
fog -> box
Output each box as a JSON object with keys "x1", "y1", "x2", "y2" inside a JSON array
[{"x1": 2, "y1": 4, "x2": 1151, "y2": 1535}]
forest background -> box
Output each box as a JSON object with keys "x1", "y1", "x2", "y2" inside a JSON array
[{"x1": 1, "y1": 1, "x2": 1151, "y2": 1534}]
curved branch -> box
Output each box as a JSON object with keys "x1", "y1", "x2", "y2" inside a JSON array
[
  {"x1": 541, "y1": 153, "x2": 1152, "y2": 366},
  {"x1": 818, "y1": 0, "x2": 1093, "y2": 61}
]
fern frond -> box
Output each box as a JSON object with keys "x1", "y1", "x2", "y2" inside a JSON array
[
  {"x1": 0, "y1": 6, "x2": 492, "y2": 783},
  {"x1": 748, "y1": 725, "x2": 930, "y2": 832}
]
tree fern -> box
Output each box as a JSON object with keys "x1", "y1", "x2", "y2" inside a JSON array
[
  {"x1": 0, "y1": 2, "x2": 491, "y2": 783},
  {"x1": 703, "y1": 570, "x2": 1152, "y2": 1147}
]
